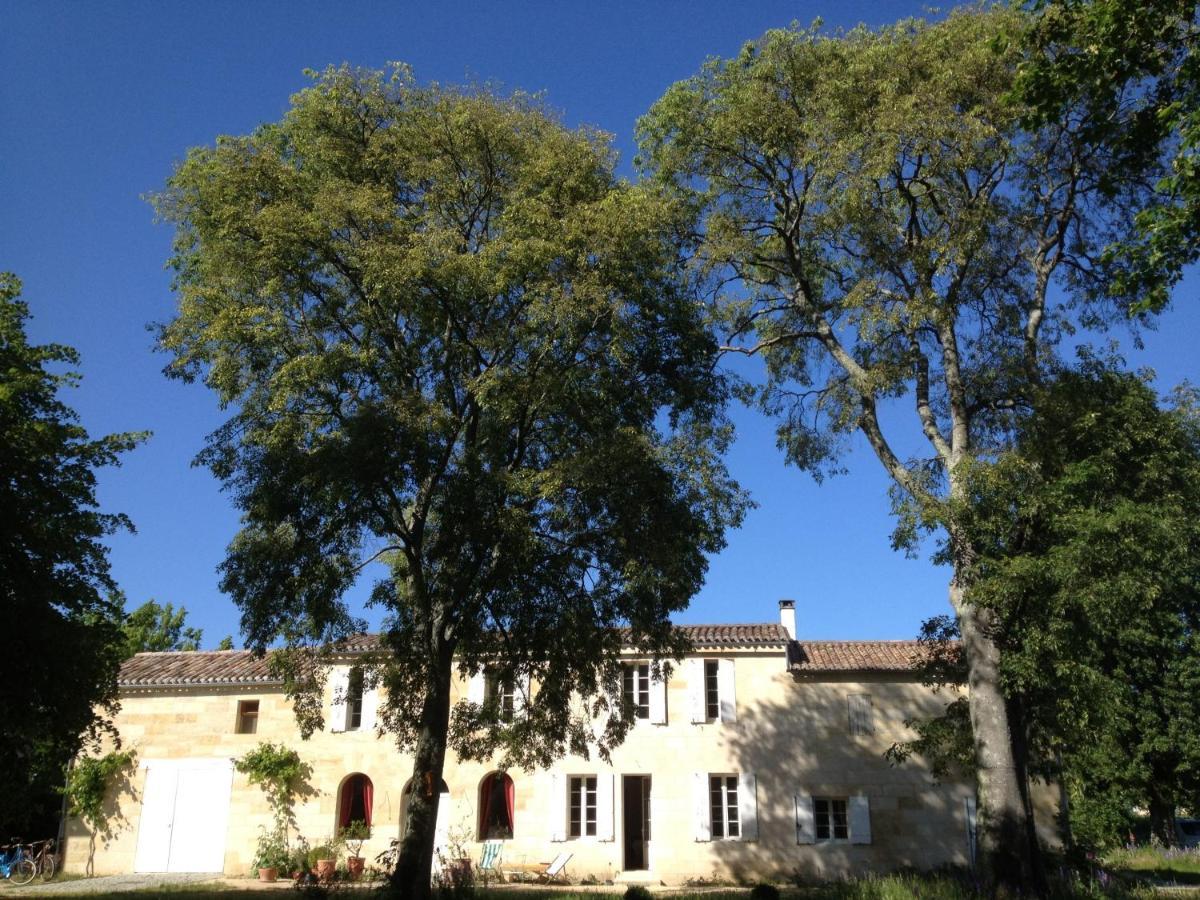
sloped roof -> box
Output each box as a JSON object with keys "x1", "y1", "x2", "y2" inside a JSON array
[
  {"x1": 118, "y1": 623, "x2": 792, "y2": 688},
  {"x1": 119, "y1": 649, "x2": 279, "y2": 687},
  {"x1": 789, "y1": 640, "x2": 926, "y2": 674}
]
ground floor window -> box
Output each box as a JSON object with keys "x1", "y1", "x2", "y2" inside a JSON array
[
  {"x1": 709, "y1": 775, "x2": 740, "y2": 839},
  {"x1": 338, "y1": 773, "x2": 374, "y2": 832},
  {"x1": 479, "y1": 771, "x2": 515, "y2": 839},
  {"x1": 569, "y1": 775, "x2": 597, "y2": 838},
  {"x1": 814, "y1": 797, "x2": 848, "y2": 840}
]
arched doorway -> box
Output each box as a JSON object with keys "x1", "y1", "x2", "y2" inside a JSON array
[
  {"x1": 336, "y1": 773, "x2": 374, "y2": 833},
  {"x1": 400, "y1": 776, "x2": 452, "y2": 869},
  {"x1": 478, "y1": 771, "x2": 514, "y2": 840}
]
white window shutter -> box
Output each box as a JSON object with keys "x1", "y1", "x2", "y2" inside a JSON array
[
  {"x1": 596, "y1": 772, "x2": 615, "y2": 842},
  {"x1": 737, "y1": 772, "x2": 759, "y2": 841},
  {"x1": 688, "y1": 659, "x2": 706, "y2": 724},
  {"x1": 360, "y1": 681, "x2": 379, "y2": 732},
  {"x1": 718, "y1": 659, "x2": 737, "y2": 723},
  {"x1": 849, "y1": 795, "x2": 872, "y2": 844},
  {"x1": 649, "y1": 668, "x2": 667, "y2": 725},
  {"x1": 467, "y1": 671, "x2": 486, "y2": 705},
  {"x1": 795, "y1": 794, "x2": 815, "y2": 844},
  {"x1": 693, "y1": 772, "x2": 711, "y2": 841},
  {"x1": 549, "y1": 772, "x2": 566, "y2": 842},
  {"x1": 329, "y1": 667, "x2": 349, "y2": 732}
]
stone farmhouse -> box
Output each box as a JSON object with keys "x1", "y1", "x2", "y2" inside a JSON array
[{"x1": 65, "y1": 601, "x2": 1044, "y2": 883}]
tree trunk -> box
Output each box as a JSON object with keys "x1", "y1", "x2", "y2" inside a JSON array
[
  {"x1": 1148, "y1": 793, "x2": 1177, "y2": 848},
  {"x1": 388, "y1": 644, "x2": 454, "y2": 900},
  {"x1": 955, "y1": 587, "x2": 1041, "y2": 893},
  {"x1": 1006, "y1": 694, "x2": 1048, "y2": 892}
]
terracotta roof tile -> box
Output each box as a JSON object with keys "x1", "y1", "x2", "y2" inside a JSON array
[
  {"x1": 118, "y1": 623, "x2": 792, "y2": 687},
  {"x1": 789, "y1": 640, "x2": 925, "y2": 673},
  {"x1": 118, "y1": 650, "x2": 280, "y2": 687}
]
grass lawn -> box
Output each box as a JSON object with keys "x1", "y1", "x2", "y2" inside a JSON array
[{"x1": 1105, "y1": 845, "x2": 1200, "y2": 886}]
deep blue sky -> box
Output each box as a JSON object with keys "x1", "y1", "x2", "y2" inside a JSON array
[{"x1": 3, "y1": 2, "x2": 1196, "y2": 648}]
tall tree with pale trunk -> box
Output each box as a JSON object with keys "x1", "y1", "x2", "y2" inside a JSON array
[{"x1": 638, "y1": 9, "x2": 1168, "y2": 891}]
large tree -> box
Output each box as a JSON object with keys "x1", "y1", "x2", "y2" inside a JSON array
[
  {"x1": 893, "y1": 365, "x2": 1200, "y2": 851},
  {"x1": 1017, "y1": 0, "x2": 1200, "y2": 313},
  {"x1": 0, "y1": 273, "x2": 142, "y2": 838},
  {"x1": 155, "y1": 66, "x2": 744, "y2": 897},
  {"x1": 638, "y1": 9, "x2": 1166, "y2": 890}
]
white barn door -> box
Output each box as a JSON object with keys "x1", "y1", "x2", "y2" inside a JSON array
[{"x1": 134, "y1": 759, "x2": 233, "y2": 873}]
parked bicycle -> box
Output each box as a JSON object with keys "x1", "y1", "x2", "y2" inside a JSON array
[
  {"x1": 0, "y1": 840, "x2": 36, "y2": 885},
  {"x1": 28, "y1": 838, "x2": 57, "y2": 881}
]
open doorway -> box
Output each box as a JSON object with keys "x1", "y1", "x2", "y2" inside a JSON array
[{"x1": 622, "y1": 775, "x2": 651, "y2": 871}]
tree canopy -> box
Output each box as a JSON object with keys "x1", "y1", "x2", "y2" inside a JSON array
[
  {"x1": 894, "y1": 364, "x2": 1200, "y2": 851},
  {"x1": 0, "y1": 273, "x2": 142, "y2": 837},
  {"x1": 121, "y1": 598, "x2": 203, "y2": 657},
  {"x1": 1017, "y1": 0, "x2": 1200, "y2": 313},
  {"x1": 637, "y1": 8, "x2": 1168, "y2": 889},
  {"x1": 155, "y1": 65, "x2": 745, "y2": 897}
]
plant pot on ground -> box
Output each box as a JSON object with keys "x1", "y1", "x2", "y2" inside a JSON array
[
  {"x1": 338, "y1": 819, "x2": 370, "y2": 881},
  {"x1": 252, "y1": 827, "x2": 291, "y2": 882}
]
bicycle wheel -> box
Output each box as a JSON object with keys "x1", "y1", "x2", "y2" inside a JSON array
[
  {"x1": 9, "y1": 858, "x2": 36, "y2": 885},
  {"x1": 38, "y1": 850, "x2": 56, "y2": 881}
]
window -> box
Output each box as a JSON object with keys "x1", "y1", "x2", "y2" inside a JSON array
[
  {"x1": 235, "y1": 700, "x2": 259, "y2": 734},
  {"x1": 704, "y1": 660, "x2": 720, "y2": 721},
  {"x1": 709, "y1": 775, "x2": 740, "y2": 839},
  {"x1": 345, "y1": 667, "x2": 364, "y2": 731},
  {"x1": 479, "y1": 772, "x2": 515, "y2": 839},
  {"x1": 622, "y1": 663, "x2": 650, "y2": 719},
  {"x1": 569, "y1": 776, "x2": 598, "y2": 838},
  {"x1": 486, "y1": 672, "x2": 516, "y2": 723},
  {"x1": 337, "y1": 773, "x2": 374, "y2": 832},
  {"x1": 814, "y1": 797, "x2": 849, "y2": 841},
  {"x1": 848, "y1": 693, "x2": 874, "y2": 736}
]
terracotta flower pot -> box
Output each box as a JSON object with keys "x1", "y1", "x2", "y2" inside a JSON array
[
  {"x1": 258, "y1": 867, "x2": 278, "y2": 882},
  {"x1": 316, "y1": 858, "x2": 336, "y2": 881},
  {"x1": 347, "y1": 856, "x2": 365, "y2": 879}
]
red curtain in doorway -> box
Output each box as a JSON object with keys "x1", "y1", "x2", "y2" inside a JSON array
[{"x1": 338, "y1": 773, "x2": 374, "y2": 830}]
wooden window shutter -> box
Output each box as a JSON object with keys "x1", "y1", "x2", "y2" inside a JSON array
[
  {"x1": 549, "y1": 772, "x2": 566, "y2": 842},
  {"x1": 649, "y1": 667, "x2": 667, "y2": 725},
  {"x1": 849, "y1": 795, "x2": 872, "y2": 844},
  {"x1": 795, "y1": 793, "x2": 815, "y2": 844},
  {"x1": 688, "y1": 658, "x2": 706, "y2": 724},
  {"x1": 328, "y1": 667, "x2": 349, "y2": 733},
  {"x1": 596, "y1": 772, "x2": 615, "y2": 842},
  {"x1": 692, "y1": 772, "x2": 711, "y2": 841},
  {"x1": 718, "y1": 659, "x2": 737, "y2": 723}
]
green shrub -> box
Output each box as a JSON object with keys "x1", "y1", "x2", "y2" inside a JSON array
[
  {"x1": 624, "y1": 886, "x2": 653, "y2": 900},
  {"x1": 750, "y1": 883, "x2": 780, "y2": 900}
]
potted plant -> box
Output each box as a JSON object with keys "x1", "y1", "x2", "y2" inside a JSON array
[
  {"x1": 307, "y1": 834, "x2": 343, "y2": 883},
  {"x1": 339, "y1": 819, "x2": 370, "y2": 880},
  {"x1": 252, "y1": 827, "x2": 290, "y2": 882}
]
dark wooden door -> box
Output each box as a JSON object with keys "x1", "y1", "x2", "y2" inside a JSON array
[{"x1": 622, "y1": 775, "x2": 651, "y2": 870}]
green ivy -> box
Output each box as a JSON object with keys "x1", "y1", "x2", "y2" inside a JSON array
[
  {"x1": 63, "y1": 749, "x2": 136, "y2": 836},
  {"x1": 235, "y1": 742, "x2": 305, "y2": 836}
]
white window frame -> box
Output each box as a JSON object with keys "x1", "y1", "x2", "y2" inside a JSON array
[
  {"x1": 703, "y1": 660, "x2": 720, "y2": 721},
  {"x1": 486, "y1": 672, "x2": 516, "y2": 723},
  {"x1": 814, "y1": 796, "x2": 849, "y2": 842},
  {"x1": 622, "y1": 663, "x2": 651, "y2": 719},
  {"x1": 345, "y1": 666, "x2": 365, "y2": 731},
  {"x1": 568, "y1": 775, "x2": 598, "y2": 838},
  {"x1": 709, "y1": 774, "x2": 741, "y2": 840}
]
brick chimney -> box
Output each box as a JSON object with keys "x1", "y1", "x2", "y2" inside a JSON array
[{"x1": 778, "y1": 598, "x2": 796, "y2": 639}]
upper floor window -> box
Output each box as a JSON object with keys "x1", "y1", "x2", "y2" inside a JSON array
[
  {"x1": 479, "y1": 772, "x2": 515, "y2": 839},
  {"x1": 486, "y1": 673, "x2": 516, "y2": 723},
  {"x1": 235, "y1": 699, "x2": 259, "y2": 734},
  {"x1": 346, "y1": 667, "x2": 364, "y2": 731},
  {"x1": 622, "y1": 663, "x2": 650, "y2": 719},
  {"x1": 709, "y1": 775, "x2": 740, "y2": 839},
  {"x1": 704, "y1": 660, "x2": 720, "y2": 721},
  {"x1": 569, "y1": 775, "x2": 598, "y2": 838},
  {"x1": 847, "y1": 693, "x2": 874, "y2": 736}
]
